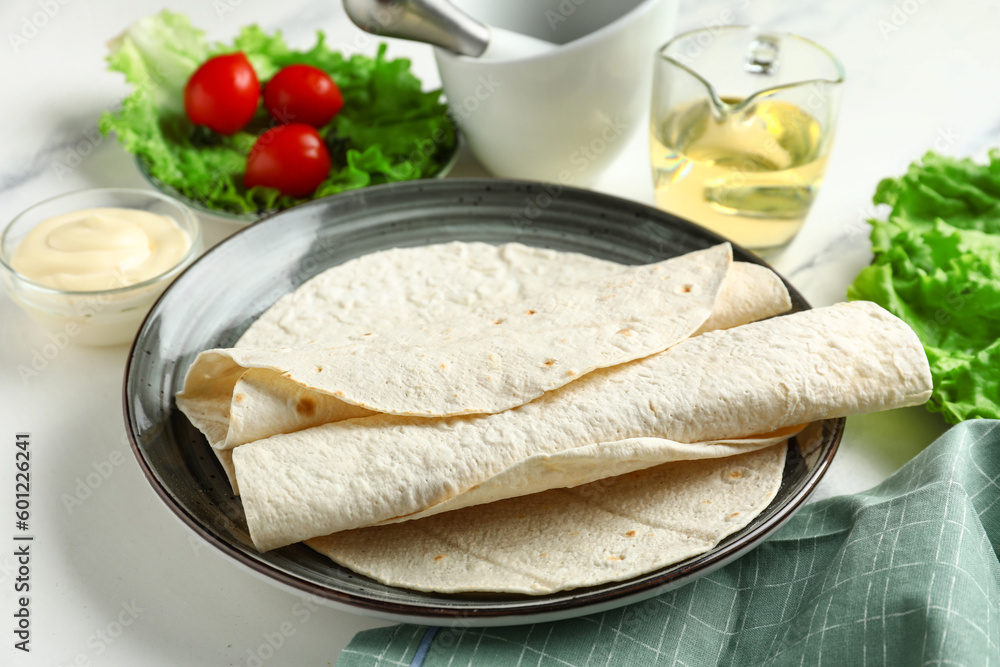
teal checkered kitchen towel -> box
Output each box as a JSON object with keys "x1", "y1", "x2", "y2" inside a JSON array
[{"x1": 339, "y1": 420, "x2": 1000, "y2": 666}]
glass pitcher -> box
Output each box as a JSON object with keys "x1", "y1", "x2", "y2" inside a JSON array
[{"x1": 650, "y1": 26, "x2": 845, "y2": 253}]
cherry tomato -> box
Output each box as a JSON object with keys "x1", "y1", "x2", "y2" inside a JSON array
[
  {"x1": 184, "y1": 52, "x2": 260, "y2": 135},
  {"x1": 244, "y1": 123, "x2": 332, "y2": 198},
  {"x1": 263, "y1": 64, "x2": 344, "y2": 128}
]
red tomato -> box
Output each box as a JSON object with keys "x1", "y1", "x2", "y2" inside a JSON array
[
  {"x1": 263, "y1": 64, "x2": 344, "y2": 128},
  {"x1": 244, "y1": 123, "x2": 332, "y2": 198},
  {"x1": 184, "y1": 52, "x2": 260, "y2": 135}
]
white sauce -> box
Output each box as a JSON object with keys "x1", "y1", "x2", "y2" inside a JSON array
[{"x1": 11, "y1": 207, "x2": 191, "y2": 291}]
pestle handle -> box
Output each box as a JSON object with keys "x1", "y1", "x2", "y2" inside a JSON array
[{"x1": 343, "y1": 0, "x2": 491, "y2": 57}]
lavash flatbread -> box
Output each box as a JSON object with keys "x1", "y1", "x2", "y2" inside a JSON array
[
  {"x1": 235, "y1": 301, "x2": 932, "y2": 552},
  {"x1": 239, "y1": 242, "x2": 628, "y2": 349},
  {"x1": 178, "y1": 243, "x2": 624, "y2": 455},
  {"x1": 173, "y1": 241, "x2": 932, "y2": 596},
  {"x1": 307, "y1": 442, "x2": 788, "y2": 595},
  {"x1": 180, "y1": 244, "x2": 734, "y2": 427},
  {"x1": 176, "y1": 243, "x2": 793, "y2": 495},
  {"x1": 177, "y1": 245, "x2": 792, "y2": 458}
]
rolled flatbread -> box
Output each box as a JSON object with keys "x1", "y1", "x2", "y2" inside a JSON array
[
  {"x1": 178, "y1": 243, "x2": 793, "y2": 490},
  {"x1": 234, "y1": 301, "x2": 932, "y2": 552}
]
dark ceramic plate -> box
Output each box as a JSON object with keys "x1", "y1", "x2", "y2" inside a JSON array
[{"x1": 123, "y1": 179, "x2": 842, "y2": 626}]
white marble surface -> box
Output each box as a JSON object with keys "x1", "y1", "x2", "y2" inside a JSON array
[{"x1": 0, "y1": 0, "x2": 996, "y2": 664}]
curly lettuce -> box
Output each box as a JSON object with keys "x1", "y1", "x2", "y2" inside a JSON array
[
  {"x1": 99, "y1": 11, "x2": 455, "y2": 216},
  {"x1": 848, "y1": 150, "x2": 1000, "y2": 423}
]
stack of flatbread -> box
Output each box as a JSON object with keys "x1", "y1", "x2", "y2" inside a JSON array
[{"x1": 177, "y1": 242, "x2": 932, "y2": 595}]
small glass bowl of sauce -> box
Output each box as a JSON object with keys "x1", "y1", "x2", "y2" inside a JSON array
[{"x1": 1, "y1": 188, "x2": 202, "y2": 346}]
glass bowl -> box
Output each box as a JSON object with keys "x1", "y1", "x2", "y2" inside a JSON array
[{"x1": 0, "y1": 188, "x2": 202, "y2": 347}]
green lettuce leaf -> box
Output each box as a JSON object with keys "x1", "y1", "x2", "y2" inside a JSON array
[
  {"x1": 99, "y1": 10, "x2": 455, "y2": 216},
  {"x1": 848, "y1": 150, "x2": 1000, "y2": 422}
]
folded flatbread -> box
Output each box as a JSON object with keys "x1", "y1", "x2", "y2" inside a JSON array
[
  {"x1": 178, "y1": 243, "x2": 792, "y2": 490},
  {"x1": 307, "y1": 441, "x2": 788, "y2": 595},
  {"x1": 175, "y1": 242, "x2": 932, "y2": 595},
  {"x1": 235, "y1": 301, "x2": 932, "y2": 552},
  {"x1": 181, "y1": 244, "x2": 737, "y2": 429}
]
